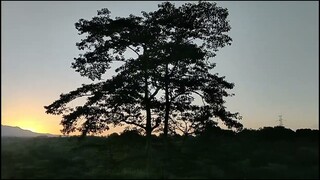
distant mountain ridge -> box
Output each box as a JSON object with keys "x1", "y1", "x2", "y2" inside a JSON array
[{"x1": 1, "y1": 125, "x2": 59, "y2": 137}]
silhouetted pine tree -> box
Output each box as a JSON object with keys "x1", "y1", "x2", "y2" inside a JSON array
[{"x1": 44, "y1": 2, "x2": 242, "y2": 140}]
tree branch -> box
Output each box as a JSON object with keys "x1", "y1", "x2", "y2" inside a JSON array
[
  {"x1": 170, "y1": 90, "x2": 206, "y2": 106},
  {"x1": 128, "y1": 46, "x2": 141, "y2": 57},
  {"x1": 151, "y1": 120, "x2": 161, "y2": 131},
  {"x1": 191, "y1": 90, "x2": 206, "y2": 106},
  {"x1": 150, "y1": 87, "x2": 161, "y2": 99},
  {"x1": 168, "y1": 61, "x2": 179, "y2": 78},
  {"x1": 122, "y1": 120, "x2": 146, "y2": 129}
]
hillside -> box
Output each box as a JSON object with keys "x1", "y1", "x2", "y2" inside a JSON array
[{"x1": 1, "y1": 125, "x2": 58, "y2": 137}]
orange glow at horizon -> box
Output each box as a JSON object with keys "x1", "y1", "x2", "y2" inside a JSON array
[
  {"x1": 2, "y1": 115, "x2": 62, "y2": 135},
  {"x1": 1, "y1": 101, "x2": 63, "y2": 134},
  {"x1": 2, "y1": 97, "x2": 317, "y2": 136},
  {"x1": 1, "y1": 100, "x2": 126, "y2": 136},
  {"x1": 14, "y1": 118, "x2": 42, "y2": 133}
]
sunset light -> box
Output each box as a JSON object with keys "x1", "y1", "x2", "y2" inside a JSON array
[
  {"x1": 1, "y1": 103, "x2": 62, "y2": 135},
  {"x1": 1, "y1": 1, "x2": 318, "y2": 179},
  {"x1": 2, "y1": 1, "x2": 318, "y2": 136},
  {"x1": 15, "y1": 118, "x2": 43, "y2": 133}
]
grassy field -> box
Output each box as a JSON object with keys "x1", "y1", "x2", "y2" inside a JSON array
[{"x1": 1, "y1": 127, "x2": 319, "y2": 179}]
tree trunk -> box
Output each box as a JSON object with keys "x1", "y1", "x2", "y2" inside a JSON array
[
  {"x1": 144, "y1": 72, "x2": 152, "y2": 138},
  {"x1": 144, "y1": 71, "x2": 152, "y2": 178},
  {"x1": 163, "y1": 63, "x2": 170, "y2": 179},
  {"x1": 164, "y1": 63, "x2": 170, "y2": 137}
]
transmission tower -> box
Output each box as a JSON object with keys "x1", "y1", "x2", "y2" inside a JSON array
[{"x1": 278, "y1": 115, "x2": 284, "y2": 127}]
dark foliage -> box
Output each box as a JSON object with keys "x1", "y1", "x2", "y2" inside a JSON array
[
  {"x1": 2, "y1": 127, "x2": 318, "y2": 179},
  {"x1": 44, "y1": 1, "x2": 242, "y2": 137}
]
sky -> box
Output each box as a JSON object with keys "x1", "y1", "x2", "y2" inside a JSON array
[{"x1": 1, "y1": 1, "x2": 319, "y2": 135}]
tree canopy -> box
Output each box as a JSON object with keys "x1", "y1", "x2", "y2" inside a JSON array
[{"x1": 44, "y1": 2, "x2": 243, "y2": 137}]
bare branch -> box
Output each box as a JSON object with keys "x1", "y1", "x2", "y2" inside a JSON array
[
  {"x1": 122, "y1": 120, "x2": 146, "y2": 129},
  {"x1": 128, "y1": 46, "x2": 141, "y2": 57},
  {"x1": 151, "y1": 121, "x2": 161, "y2": 131},
  {"x1": 150, "y1": 87, "x2": 161, "y2": 99},
  {"x1": 191, "y1": 90, "x2": 206, "y2": 106}
]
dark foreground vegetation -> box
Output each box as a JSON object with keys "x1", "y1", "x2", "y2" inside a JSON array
[{"x1": 1, "y1": 126, "x2": 319, "y2": 179}]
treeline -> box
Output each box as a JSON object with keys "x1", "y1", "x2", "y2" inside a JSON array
[{"x1": 1, "y1": 126, "x2": 318, "y2": 179}]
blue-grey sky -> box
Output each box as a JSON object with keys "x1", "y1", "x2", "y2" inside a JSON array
[{"x1": 2, "y1": 1, "x2": 319, "y2": 134}]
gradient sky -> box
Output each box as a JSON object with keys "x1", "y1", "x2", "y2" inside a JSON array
[{"x1": 2, "y1": 1, "x2": 319, "y2": 135}]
